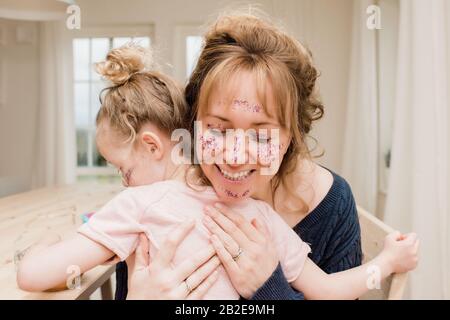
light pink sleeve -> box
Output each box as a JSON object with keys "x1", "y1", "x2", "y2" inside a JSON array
[
  {"x1": 77, "y1": 188, "x2": 149, "y2": 261},
  {"x1": 256, "y1": 201, "x2": 311, "y2": 283}
]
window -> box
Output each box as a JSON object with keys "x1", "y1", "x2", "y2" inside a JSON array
[
  {"x1": 173, "y1": 26, "x2": 203, "y2": 81},
  {"x1": 73, "y1": 35, "x2": 151, "y2": 177},
  {"x1": 185, "y1": 35, "x2": 203, "y2": 78}
]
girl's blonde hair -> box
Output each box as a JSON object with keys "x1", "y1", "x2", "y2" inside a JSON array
[
  {"x1": 185, "y1": 13, "x2": 324, "y2": 213},
  {"x1": 96, "y1": 43, "x2": 188, "y2": 143}
]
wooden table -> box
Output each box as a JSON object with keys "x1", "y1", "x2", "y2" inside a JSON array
[{"x1": 0, "y1": 183, "x2": 123, "y2": 300}]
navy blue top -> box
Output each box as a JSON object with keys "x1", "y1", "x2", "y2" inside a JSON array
[{"x1": 114, "y1": 168, "x2": 362, "y2": 300}]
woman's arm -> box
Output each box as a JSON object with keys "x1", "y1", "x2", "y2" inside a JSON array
[
  {"x1": 17, "y1": 234, "x2": 114, "y2": 292},
  {"x1": 250, "y1": 263, "x2": 305, "y2": 300},
  {"x1": 292, "y1": 232, "x2": 419, "y2": 300}
]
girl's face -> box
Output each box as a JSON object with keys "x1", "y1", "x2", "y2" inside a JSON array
[
  {"x1": 196, "y1": 70, "x2": 291, "y2": 204},
  {"x1": 96, "y1": 121, "x2": 163, "y2": 187}
]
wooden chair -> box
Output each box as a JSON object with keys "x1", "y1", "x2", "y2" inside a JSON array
[{"x1": 357, "y1": 206, "x2": 408, "y2": 300}]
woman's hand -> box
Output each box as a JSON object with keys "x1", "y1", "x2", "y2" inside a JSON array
[
  {"x1": 202, "y1": 203, "x2": 279, "y2": 299},
  {"x1": 127, "y1": 219, "x2": 221, "y2": 300}
]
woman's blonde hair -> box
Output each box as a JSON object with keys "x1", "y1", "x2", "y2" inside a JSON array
[
  {"x1": 185, "y1": 13, "x2": 324, "y2": 213},
  {"x1": 96, "y1": 43, "x2": 188, "y2": 143}
]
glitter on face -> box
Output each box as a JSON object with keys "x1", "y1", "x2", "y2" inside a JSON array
[
  {"x1": 199, "y1": 124, "x2": 225, "y2": 163},
  {"x1": 231, "y1": 99, "x2": 262, "y2": 113},
  {"x1": 232, "y1": 134, "x2": 243, "y2": 164},
  {"x1": 258, "y1": 141, "x2": 282, "y2": 166},
  {"x1": 223, "y1": 188, "x2": 251, "y2": 199}
]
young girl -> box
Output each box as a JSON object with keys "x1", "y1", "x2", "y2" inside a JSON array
[{"x1": 17, "y1": 43, "x2": 418, "y2": 299}]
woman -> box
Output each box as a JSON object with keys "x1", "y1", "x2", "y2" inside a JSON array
[{"x1": 117, "y1": 13, "x2": 362, "y2": 300}]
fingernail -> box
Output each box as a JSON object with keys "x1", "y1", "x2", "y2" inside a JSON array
[{"x1": 214, "y1": 203, "x2": 223, "y2": 209}]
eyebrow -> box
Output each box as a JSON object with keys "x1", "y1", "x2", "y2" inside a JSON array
[{"x1": 205, "y1": 113, "x2": 280, "y2": 127}]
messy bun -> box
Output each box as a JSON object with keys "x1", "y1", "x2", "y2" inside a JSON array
[
  {"x1": 95, "y1": 43, "x2": 188, "y2": 143},
  {"x1": 96, "y1": 43, "x2": 153, "y2": 86}
]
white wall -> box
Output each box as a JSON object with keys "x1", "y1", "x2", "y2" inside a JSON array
[
  {"x1": 0, "y1": 18, "x2": 40, "y2": 197},
  {"x1": 75, "y1": 0, "x2": 354, "y2": 174}
]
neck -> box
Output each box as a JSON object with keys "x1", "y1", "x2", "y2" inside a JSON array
[
  {"x1": 252, "y1": 182, "x2": 274, "y2": 207},
  {"x1": 162, "y1": 157, "x2": 187, "y2": 182}
]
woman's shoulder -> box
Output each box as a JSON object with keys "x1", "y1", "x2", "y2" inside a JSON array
[{"x1": 294, "y1": 161, "x2": 358, "y2": 230}]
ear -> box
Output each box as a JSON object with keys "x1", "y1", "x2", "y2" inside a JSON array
[{"x1": 140, "y1": 131, "x2": 164, "y2": 160}]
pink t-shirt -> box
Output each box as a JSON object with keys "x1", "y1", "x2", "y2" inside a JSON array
[{"x1": 78, "y1": 180, "x2": 310, "y2": 299}]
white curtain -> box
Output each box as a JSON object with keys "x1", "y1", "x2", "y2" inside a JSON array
[
  {"x1": 32, "y1": 20, "x2": 76, "y2": 187},
  {"x1": 384, "y1": 0, "x2": 450, "y2": 299},
  {"x1": 342, "y1": 0, "x2": 379, "y2": 214}
]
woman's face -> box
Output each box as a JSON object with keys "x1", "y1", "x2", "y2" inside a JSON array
[{"x1": 196, "y1": 70, "x2": 291, "y2": 204}]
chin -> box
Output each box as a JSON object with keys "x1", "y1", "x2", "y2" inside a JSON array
[{"x1": 202, "y1": 163, "x2": 255, "y2": 204}]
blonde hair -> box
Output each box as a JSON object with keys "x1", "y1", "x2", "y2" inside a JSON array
[
  {"x1": 185, "y1": 13, "x2": 324, "y2": 213},
  {"x1": 96, "y1": 43, "x2": 188, "y2": 143}
]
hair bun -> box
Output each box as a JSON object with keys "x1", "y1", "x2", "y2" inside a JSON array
[{"x1": 96, "y1": 43, "x2": 153, "y2": 86}]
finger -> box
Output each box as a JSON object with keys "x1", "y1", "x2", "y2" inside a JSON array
[
  {"x1": 387, "y1": 231, "x2": 402, "y2": 241},
  {"x1": 155, "y1": 219, "x2": 196, "y2": 267},
  {"x1": 134, "y1": 233, "x2": 150, "y2": 268},
  {"x1": 251, "y1": 218, "x2": 270, "y2": 239},
  {"x1": 211, "y1": 234, "x2": 240, "y2": 274},
  {"x1": 176, "y1": 244, "x2": 216, "y2": 282},
  {"x1": 413, "y1": 239, "x2": 420, "y2": 253},
  {"x1": 186, "y1": 270, "x2": 220, "y2": 300},
  {"x1": 404, "y1": 233, "x2": 418, "y2": 244},
  {"x1": 174, "y1": 256, "x2": 221, "y2": 297},
  {"x1": 203, "y1": 215, "x2": 240, "y2": 256},
  {"x1": 186, "y1": 256, "x2": 221, "y2": 289},
  {"x1": 204, "y1": 205, "x2": 247, "y2": 246},
  {"x1": 214, "y1": 203, "x2": 263, "y2": 242}
]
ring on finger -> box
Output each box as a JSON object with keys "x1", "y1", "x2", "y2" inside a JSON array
[
  {"x1": 184, "y1": 278, "x2": 193, "y2": 293},
  {"x1": 232, "y1": 247, "x2": 243, "y2": 261}
]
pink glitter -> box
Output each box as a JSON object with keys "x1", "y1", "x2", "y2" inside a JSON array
[
  {"x1": 231, "y1": 99, "x2": 262, "y2": 113},
  {"x1": 258, "y1": 141, "x2": 282, "y2": 165},
  {"x1": 232, "y1": 135, "x2": 243, "y2": 164},
  {"x1": 223, "y1": 188, "x2": 250, "y2": 199}
]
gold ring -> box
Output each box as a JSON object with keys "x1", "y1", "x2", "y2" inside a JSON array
[
  {"x1": 232, "y1": 247, "x2": 243, "y2": 261},
  {"x1": 185, "y1": 279, "x2": 192, "y2": 293}
]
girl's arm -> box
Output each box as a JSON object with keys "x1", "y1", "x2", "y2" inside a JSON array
[
  {"x1": 292, "y1": 232, "x2": 419, "y2": 300},
  {"x1": 17, "y1": 234, "x2": 115, "y2": 292}
]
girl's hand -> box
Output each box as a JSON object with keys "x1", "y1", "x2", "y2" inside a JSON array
[
  {"x1": 381, "y1": 231, "x2": 419, "y2": 274},
  {"x1": 127, "y1": 219, "x2": 221, "y2": 300},
  {"x1": 202, "y1": 203, "x2": 279, "y2": 299}
]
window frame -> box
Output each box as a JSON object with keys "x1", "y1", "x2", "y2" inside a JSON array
[
  {"x1": 173, "y1": 25, "x2": 203, "y2": 82},
  {"x1": 70, "y1": 25, "x2": 154, "y2": 177}
]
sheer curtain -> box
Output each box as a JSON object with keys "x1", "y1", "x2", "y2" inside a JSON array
[
  {"x1": 32, "y1": 20, "x2": 76, "y2": 188},
  {"x1": 342, "y1": 0, "x2": 379, "y2": 214},
  {"x1": 384, "y1": 0, "x2": 450, "y2": 299}
]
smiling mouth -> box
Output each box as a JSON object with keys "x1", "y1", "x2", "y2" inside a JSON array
[{"x1": 215, "y1": 165, "x2": 256, "y2": 182}]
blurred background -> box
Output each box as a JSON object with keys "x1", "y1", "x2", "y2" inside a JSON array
[{"x1": 0, "y1": 0, "x2": 448, "y2": 299}]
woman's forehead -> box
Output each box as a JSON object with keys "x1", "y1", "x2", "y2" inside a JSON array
[{"x1": 205, "y1": 72, "x2": 279, "y2": 120}]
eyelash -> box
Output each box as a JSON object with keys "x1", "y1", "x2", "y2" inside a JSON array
[{"x1": 206, "y1": 124, "x2": 272, "y2": 142}]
